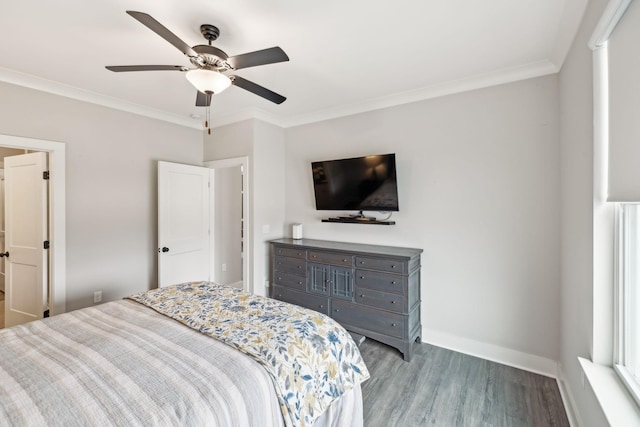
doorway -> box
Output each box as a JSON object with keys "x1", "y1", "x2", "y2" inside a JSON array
[
  {"x1": 0, "y1": 134, "x2": 66, "y2": 329},
  {"x1": 205, "y1": 157, "x2": 250, "y2": 292}
]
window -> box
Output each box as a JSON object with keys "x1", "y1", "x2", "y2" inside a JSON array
[{"x1": 615, "y1": 203, "x2": 640, "y2": 405}]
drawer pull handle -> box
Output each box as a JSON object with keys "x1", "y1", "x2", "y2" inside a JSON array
[
  {"x1": 278, "y1": 262, "x2": 282, "y2": 265},
  {"x1": 360, "y1": 261, "x2": 365, "y2": 264},
  {"x1": 391, "y1": 323, "x2": 396, "y2": 327},
  {"x1": 343, "y1": 259, "x2": 348, "y2": 262},
  {"x1": 319, "y1": 305, "x2": 324, "y2": 309},
  {"x1": 391, "y1": 301, "x2": 396, "y2": 304},
  {"x1": 298, "y1": 281, "x2": 303, "y2": 285},
  {"x1": 298, "y1": 252, "x2": 303, "y2": 255},
  {"x1": 360, "y1": 276, "x2": 365, "y2": 279},
  {"x1": 325, "y1": 279, "x2": 331, "y2": 283},
  {"x1": 335, "y1": 309, "x2": 340, "y2": 312},
  {"x1": 391, "y1": 265, "x2": 396, "y2": 269},
  {"x1": 277, "y1": 294, "x2": 282, "y2": 297},
  {"x1": 298, "y1": 265, "x2": 302, "y2": 269},
  {"x1": 391, "y1": 281, "x2": 397, "y2": 285},
  {"x1": 360, "y1": 294, "x2": 365, "y2": 298},
  {"x1": 312, "y1": 255, "x2": 317, "y2": 258}
]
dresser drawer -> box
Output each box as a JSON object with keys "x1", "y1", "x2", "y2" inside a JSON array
[
  {"x1": 331, "y1": 299, "x2": 407, "y2": 339},
  {"x1": 354, "y1": 256, "x2": 407, "y2": 273},
  {"x1": 274, "y1": 246, "x2": 307, "y2": 259},
  {"x1": 274, "y1": 256, "x2": 306, "y2": 274},
  {"x1": 356, "y1": 288, "x2": 406, "y2": 313},
  {"x1": 308, "y1": 251, "x2": 353, "y2": 267},
  {"x1": 355, "y1": 270, "x2": 406, "y2": 294},
  {"x1": 273, "y1": 271, "x2": 306, "y2": 291},
  {"x1": 272, "y1": 286, "x2": 329, "y2": 315}
]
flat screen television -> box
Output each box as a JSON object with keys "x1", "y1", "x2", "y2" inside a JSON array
[{"x1": 311, "y1": 153, "x2": 399, "y2": 212}]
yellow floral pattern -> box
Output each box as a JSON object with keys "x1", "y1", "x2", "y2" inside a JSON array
[{"x1": 127, "y1": 282, "x2": 369, "y2": 427}]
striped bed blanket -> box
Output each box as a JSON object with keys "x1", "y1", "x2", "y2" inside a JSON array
[{"x1": 0, "y1": 284, "x2": 367, "y2": 426}]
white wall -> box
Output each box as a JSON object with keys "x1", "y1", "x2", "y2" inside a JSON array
[
  {"x1": 204, "y1": 120, "x2": 252, "y2": 160},
  {"x1": 252, "y1": 120, "x2": 286, "y2": 296},
  {"x1": 204, "y1": 118, "x2": 286, "y2": 297},
  {"x1": 0, "y1": 81, "x2": 203, "y2": 310},
  {"x1": 559, "y1": 0, "x2": 610, "y2": 425},
  {"x1": 284, "y1": 75, "x2": 562, "y2": 368}
]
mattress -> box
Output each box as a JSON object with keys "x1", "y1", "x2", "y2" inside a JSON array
[{"x1": 0, "y1": 291, "x2": 365, "y2": 426}]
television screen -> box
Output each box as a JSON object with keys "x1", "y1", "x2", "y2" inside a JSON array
[{"x1": 311, "y1": 153, "x2": 399, "y2": 211}]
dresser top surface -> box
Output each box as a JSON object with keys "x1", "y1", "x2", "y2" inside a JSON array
[{"x1": 270, "y1": 238, "x2": 422, "y2": 258}]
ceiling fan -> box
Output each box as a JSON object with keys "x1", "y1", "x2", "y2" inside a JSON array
[{"x1": 106, "y1": 11, "x2": 289, "y2": 107}]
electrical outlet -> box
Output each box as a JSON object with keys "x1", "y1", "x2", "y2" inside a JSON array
[
  {"x1": 265, "y1": 280, "x2": 270, "y2": 288},
  {"x1": 94, "y1": 291, "x2": 102, "y2": 304},
  {"x1": 222, "y1": 263, "x2": 227, "y2": 272}
]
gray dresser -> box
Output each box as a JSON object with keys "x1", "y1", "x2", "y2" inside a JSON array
[{"x1": 270, "y1": 238, "x2": 422, "y2": 361}]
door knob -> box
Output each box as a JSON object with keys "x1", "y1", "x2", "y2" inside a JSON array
[
  {"x1": 158, "y1": 247, "x2": 169, "y2": 253},
  {"x1": 0, "y1": 251, "x2": 8, "y2": 258}
]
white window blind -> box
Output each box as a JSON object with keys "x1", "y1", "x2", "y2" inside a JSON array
[{"x1": 608, "y1": 0, "x2": 640, "y2": 201}]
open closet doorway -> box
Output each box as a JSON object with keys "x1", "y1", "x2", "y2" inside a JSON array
[
  {"x1": 205, "y1": 157, "x2": 249, "y2": 292},
  {"x1": 0, "y1": 134, "x2": 66, "y2": 329}
]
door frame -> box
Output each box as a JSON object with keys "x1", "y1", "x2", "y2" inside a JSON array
[
  {"x1": 204, "y1": 157, "x2": 250, "y2": 293},
  {"x1": 0, "y1": 134, "x2": 65, "y2": 315}
]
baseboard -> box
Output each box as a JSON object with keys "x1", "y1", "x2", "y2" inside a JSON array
[
  {"x1": 422, "y1": 328, "x2": 558, "y2": 378},
  {"x1": 556, "y1": 364, "x2": 583, "y2": 427}
]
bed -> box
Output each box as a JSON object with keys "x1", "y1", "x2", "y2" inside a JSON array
[{"x1": 0, "y1": 282, "x2": 369, "y2": 426}]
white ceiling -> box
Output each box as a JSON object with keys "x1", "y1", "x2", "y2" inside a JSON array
[{"x1": 0, "y1": 0, "x2": 587, "y2": 129}]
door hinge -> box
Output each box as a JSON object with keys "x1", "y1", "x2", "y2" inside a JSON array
[
  {"x1": 43, "y1": 171, "x2": 50, "y2": 180},
  {"x1": 44, "y1": 240, "x2": 50, "y2": 250},
  {"x1": 44, "y1": 309, "x2": 50, "y2": 318}
]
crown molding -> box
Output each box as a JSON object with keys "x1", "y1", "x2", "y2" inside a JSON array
[
  {"x1": 0, "y1": 59, "x2": 559, "y2": 132},
  {"x1": 207, "y1": 107, "x2": 284, "y2": 129},
  {"x1": 278, "y1": 59, "x2": 559, "y2": 128},
  {"x1": 551, "y1": 0, "x2": 589, "y2": 68},
  {"x1": 0, "y1": 67, "x2": 202, "y2": 130}
]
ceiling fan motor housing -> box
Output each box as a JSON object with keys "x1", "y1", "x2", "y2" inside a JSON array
[{"x1": 200, "y1": 24, "x2": 220, "y2": 42}]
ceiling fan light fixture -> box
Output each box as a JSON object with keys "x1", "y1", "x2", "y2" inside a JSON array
[{"x1": 186, "y1": 69, "x2": 231, "y2": 94}]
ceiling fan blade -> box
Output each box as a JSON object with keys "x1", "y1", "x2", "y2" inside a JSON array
[
  {"x1": 227, "y1": 47, "x2": 289, "y2": 70},
  {"x1": 196, "y1": 91, "x2": 212, "y2": 107},
  {"x1": 105, "y1": 65, "x2": 188, "y2": 72},
  {"x1": 126, "y1": 11, "x2": 197, "y2": 58},
  {"x1": 232, "y1": 76, "x2": 286, "y2": 104}
]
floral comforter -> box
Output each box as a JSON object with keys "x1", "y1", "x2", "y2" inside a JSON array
[{"x1": 127, "y1": 282, "x2": 369, "y2": 427}]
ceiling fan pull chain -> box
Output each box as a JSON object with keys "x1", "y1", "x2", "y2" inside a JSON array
[{"x1": 206, "y1": 105, "x2": 211, "y2": 135}]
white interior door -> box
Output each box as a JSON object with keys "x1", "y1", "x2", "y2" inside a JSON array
[
  {"x1": 158, "y1": 161, "x2": 211, "y2": 288},
  {"x1": 4, "y1": 152, "x2": 48, "y2": 327}
]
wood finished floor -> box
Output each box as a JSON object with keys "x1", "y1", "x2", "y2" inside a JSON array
[{"x1": 359, "y1": 339, "x2": 569, "y2": 427}]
